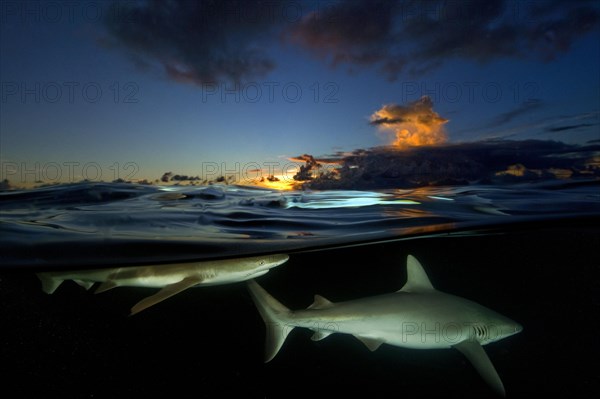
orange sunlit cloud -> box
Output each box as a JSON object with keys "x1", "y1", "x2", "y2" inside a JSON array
[{"x1": 370, "y1": 96, "x2": 449, "y2": 148}]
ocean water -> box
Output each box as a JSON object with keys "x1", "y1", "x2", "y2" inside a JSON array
[{"x1": 0, "y1": 180, "x2": 599, "y2": 397}]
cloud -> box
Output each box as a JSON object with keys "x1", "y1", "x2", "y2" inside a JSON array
[
  {"x1": 288, "y1": 154, "x2": 319, "y2": 163},
  {"x1": 287, "y1": 0, "x2": 403, "y2": 78},
  {"x1": 490, "y1": 99, "x2": 544, "y2": 126},
  {"x1": 288, "y1": 0, "x2": 600, "y2": 79},
  {"x1": 545, "y1": 123, "x2": 597, "y2": 132},
  {"x1": 102, "y1": 1, "x2": 599, "y2": 85},
  {"x1": 301, "y1": 139, "x2": 600, "y2": 189},
  {"x1": 457, "y1": 110, "x2": 600, "y2": 142},
  {"x1": 103, "y1": 0, "x2": 291, "y2": 85},
  {"x1": 370, "y1": 96, "x2": 449, "y2": 147}
]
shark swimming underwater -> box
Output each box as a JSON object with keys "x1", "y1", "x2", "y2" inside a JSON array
[
  {"x1": 247, "y1": 255, "x2": 522, "y2": 396},
  {"x1": 38, "y1": 254, "x2": 289, "y2": 315}
]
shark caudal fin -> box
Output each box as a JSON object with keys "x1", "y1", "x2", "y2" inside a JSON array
[
  {"x1": 37, "y1": 273, "x2": 64, "y2": 294},
  {"x1": 247, "y1": 279, "x2": 293, "y2": 362}
]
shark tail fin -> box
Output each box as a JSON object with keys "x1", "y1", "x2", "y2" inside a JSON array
[
  {"x1": 247, "y1": 279, "x2": 293, "y2": 363},
  {"x1": 37, "y1": 273, "x2": 63, "y2": 294}
]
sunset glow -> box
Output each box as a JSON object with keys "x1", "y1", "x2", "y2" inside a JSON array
[
  {"x1": 250, "y1": 175, "x2": 301, "y2": 191},
  {"x1": 1, "y1": 1, "x2": 598, "y2": 187},
  {"x1": 370, "y1": 96, "x2": 449, "y2": 148}
]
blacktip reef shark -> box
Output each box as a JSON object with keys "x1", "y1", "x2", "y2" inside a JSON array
[
  {"x1": 247, "y1": 255, "x2": 522, "y2": 396},
  {"x1": 38, "y1": 254, "x2": 289, "y2": 315}
]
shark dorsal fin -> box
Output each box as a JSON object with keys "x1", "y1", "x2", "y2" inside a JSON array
[
  {"x1": 308, "y1": 295, "x2": 334, "y2": 310},
  {"x1": 399, "y1": 255, "x2": 435, "y2": 293}
]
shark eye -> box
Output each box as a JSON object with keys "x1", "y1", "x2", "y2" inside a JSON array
[{"x1": 259, "y1": 260, "x2": 265, "y2": 266}]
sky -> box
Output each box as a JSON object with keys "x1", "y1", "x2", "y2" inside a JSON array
[{"x1": 1, "y1": 0, "x2": 599, "y2": 186}]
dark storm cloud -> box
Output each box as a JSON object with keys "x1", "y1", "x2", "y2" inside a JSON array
[
  {"x1": 103, "y1": 0, "x2": 292, "y2": 85},
  {"x1": 287, "y1": 0, "x2": 403, "y2": 78},
  {"x1": 525, "y1": 0, "x2": 600, "y2": 61},
  {"x1": 289, "y1": 0, "x2": 600, "y2": 79},
  {"x1": 103, "y1": 1, "x2": 599, "y2": 85},
  {"x1": 302, "y1": 139, "x2": 600, "y2": 189}
]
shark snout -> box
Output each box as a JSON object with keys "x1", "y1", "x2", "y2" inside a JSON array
[
  {"x1": 514, "y1": 322, "x2": 523, "y2": 334},
  {"x1": 503, "y1": 321, "x2": 523, "y2": 338},
  {"x1": 267, "y1": 254, "x2": 289, "y2": 267}
]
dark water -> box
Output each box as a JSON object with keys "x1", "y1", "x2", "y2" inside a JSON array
[
  {"x1": 0, "y1": 181, "x2": 599, "y2": 397},
  {"x1": 1, "y1": 180, "x2": 598, "y2": 268}
]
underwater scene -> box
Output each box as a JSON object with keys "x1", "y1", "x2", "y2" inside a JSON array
[
  {"x1": 1, "y1": 180, "x2": 599, "y2": 397},
  {"x1": 1, "y1": 0, "x2": 599, "y2": 397}
]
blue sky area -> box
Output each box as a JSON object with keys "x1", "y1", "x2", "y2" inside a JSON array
[{"x1": 1, "y1": 0, "x2": 599, "y2": 185}]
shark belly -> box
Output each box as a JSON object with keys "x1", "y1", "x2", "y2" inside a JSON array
[{"x1": 115, "y1": 274, "x2": 189, "y2": 288}]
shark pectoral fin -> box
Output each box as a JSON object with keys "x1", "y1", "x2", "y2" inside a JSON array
[
  {"x1": 311, "y1": 330, "x2": 333, "y2": 341},
  {"x1": 130, "y1": 276, "x2": 203, "y2": 316},
  {"x1": 454, "y1": 340, "x2": 506, "y2": 397},
  {"x1": 74, "y1": 280, "x2": 94, "y2": 291},
  {"x1": 356, "y1": 336, "x2": 384, "y2": 352},
  {"x1": 37, "y1": 273, "x2": 62, "y2": 294},
  {"x1": 307, "y1": 294, "x2": 334, "y2": 310},
  {"x1": 95, "y1": 280, "x2": 118, "y2": 294}
]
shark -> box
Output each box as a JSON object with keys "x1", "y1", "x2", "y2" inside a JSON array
[
  {"x1": 38, "y1": 253, "x2": 289, "y2": 315},
  {"x1": 247, "y1": 254, "x2": 522, "y2": 396}
]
